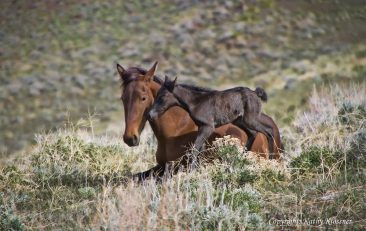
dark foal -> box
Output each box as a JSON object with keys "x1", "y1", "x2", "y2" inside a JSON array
[{"x1": 148, "y1": 76, "x2": 275, "y2": 153}]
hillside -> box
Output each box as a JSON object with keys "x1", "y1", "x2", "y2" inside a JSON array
[{"x1": 1, "y1": 0, "x2": 365, "y2": 154}]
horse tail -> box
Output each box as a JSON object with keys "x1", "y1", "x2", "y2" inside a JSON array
[{"x1": 255, "y1": 87, "x2": 268, "y2": 102}]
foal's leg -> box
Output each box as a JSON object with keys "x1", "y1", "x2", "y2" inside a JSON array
[
  {"x1": 243, "y1": 127, "x2": 257, "y2": 151},
  {"x1": 243, "y1": 116, "x2": 274, "y2": 154},
  {"x1": 233, "y1": 118, "x2": 256, "y2": 151},
  {"x1": 194, "y1": 125, "x2": 215, "y2": 152},
  {"x1": 187, "y1": 125, "x2": 214, "y2": 168}
]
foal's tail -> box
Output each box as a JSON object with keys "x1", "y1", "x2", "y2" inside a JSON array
[{"x1": 255, "y1": 87, "x2": 268, "y2": 102}]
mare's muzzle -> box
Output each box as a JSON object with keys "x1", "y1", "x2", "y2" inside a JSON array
[{"x1": 123, "y1": 134, "x2": 140, "y2": 146}]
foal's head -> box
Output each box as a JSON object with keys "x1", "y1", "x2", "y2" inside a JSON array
[
  {"x1": 148, "y1": 75, "x2": 179, "y2": 121},
  {"x1": 117, "y1": 62, "x2": 158, "y2": 146}
]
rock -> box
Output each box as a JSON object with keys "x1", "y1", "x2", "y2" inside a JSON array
[
  {"x1": 142, "y1": 53, "x2": 153, "y2": 63},
  {"x1": 88, "y1": 67, "x2": 109, "y2": 83},
  {"x1": 170, "y1": 24, "x2": 184, "y2": 35},
  {"x1": 235, "y1": 22, "x2": 247, "y2": 32},
  {"x1": 290, "y1": 60, "x2": 311, "y2": 73},
  {"x1": 257, "y1": 49, "x2": 283, "y2": 60},
  {"x1": 70, "y1": 86, "x2": 85, "y2": 96},
  {"x1": 249, "y1": 43, "x2": 259, "y2": 50},
  {"x1": 71, "y1": 75, "x2": 88, "y2": 89},
  {"x1": 283, "y1": 77, "x2": 297, "y2": 90},
  {"x1": 212, "y1": 7, "x2": 229, "y2": 22},
  {"x1": 312, "y1": 27, "x2": 326, "y2": 35},
  {"x1": 246, "y1": 24, "x2": 265, "y2": 35},
  {"x1": 0, "y1": 90, "x2": 7, "y2": 100},
  {"x1": 151, "y1": 32, "x2": 167, "y2": 46},
  {"x1": 217, "y1": 30, "x2": 235, "y2": 42},
  {"x1": 192, "y1": 14, "x2": 205, "y2": 28},
  {"x1": 29, "y1": 82, "x2": 45, "y2": 96},
  {"x1": 182, "y1": 20, "x2": 196, "y2": 33},
  {"x1": 201, "y1": 29, "x2": 216, "y2": 39},
  {"x1": 22, "y1": 75, "x2": 38, "y2": 85},
  {"x1": 30, "y1": 49, "x2": 42, "y2": 59},
  {"x1": 179, "y1": 34, "x2": 194, "y2": 49},
  {"x1": 7, "y1": 82, "x2": 22, "y2": 95},
  {"x1": 265, "y1": 15, "x2": 274, "y2": 24},
  {"x1": 313, "y1": 75, "x2": 322, "y2": 82},
  {"x1": 37, "y1": 44, "x2": 46, "y2": 52},
  {"x1": 320, "y1": 192, "x2": 338, "y2": 201},
  {"x1": 241, "y1": 49, "x2": 256, "y2": 60},
  {"x1": 224, "y1": 1, "x2": 234, "y2": 8},
  {"x1": 233, "y1": 37, "x2": 247, "y2": 48},
  {"x1": 128, "y1": 15, "x2": 141, "y2": 23},
  {"x1": 119, "y1": 46, "x2": 139, "y2": 58}
]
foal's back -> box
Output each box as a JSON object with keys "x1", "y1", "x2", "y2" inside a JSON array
[{"x1": 204, "y1": 87, "x2": 261, "y2": 125}]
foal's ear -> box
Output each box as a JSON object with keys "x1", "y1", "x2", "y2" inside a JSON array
[
  {"x1": 172, "y1": 76, "x2": 177, "y2": 86},
  {"x1": 116, "y1": 63, "x2": 128, "y2": 81},
  {"x1": 144, "y1": 61, "x2": 158, "y2": 82},
  {"x1": 164, "y1": 75, "x2": 177, "y2": 92}
]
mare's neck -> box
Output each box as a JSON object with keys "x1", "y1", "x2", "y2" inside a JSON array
[
  {"x1": 148, "y1": 80, "x2": 163, "y2": 137},
  {"x1": 149, "y1": 80, "x2": 161, "y2": 98}
]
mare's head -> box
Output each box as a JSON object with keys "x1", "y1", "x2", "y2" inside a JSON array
[
  {"x1": 117, "y1": 62, "x2": 159, "y2": 146},
  {"x1": 148, "y1": 75, "x2": 179, "y2": 120}
]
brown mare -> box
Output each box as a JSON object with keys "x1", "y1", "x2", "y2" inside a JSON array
[{"x1": 117, "y1": 62, "x2": 282, "y2": 180}]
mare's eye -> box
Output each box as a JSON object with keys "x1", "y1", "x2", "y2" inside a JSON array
[{"x1": 142, "y1": 96, "x2": 146, "y2": 101}]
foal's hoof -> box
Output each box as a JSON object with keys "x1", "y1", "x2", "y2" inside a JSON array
[{"x1": 131, "y1": 173, "x2": 146, "y2": 183}]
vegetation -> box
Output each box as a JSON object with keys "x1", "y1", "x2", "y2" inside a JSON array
[
  {"x1": 1, "y1": 83, "x2": 365, "y2": 230},
  {"x1": 1, "y1": 0, "x2": 366, "y2": 230}
]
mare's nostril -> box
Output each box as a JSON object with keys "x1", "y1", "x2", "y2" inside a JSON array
[
  {"x1": 123, "y1": 135, "x2": 139, "y2": 147},
  {"x1": 132, "y1": 135, "x2": 139, "y2": 146}
]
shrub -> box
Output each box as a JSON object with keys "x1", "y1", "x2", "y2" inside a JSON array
[
  {"x1": 0, "y1": 192, "x2": 25, "y2": 231},
  {"x1": 290, "y1": 146, "x2": 342, "y2": 174}
]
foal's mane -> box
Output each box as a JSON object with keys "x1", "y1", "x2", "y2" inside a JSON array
[
  {"x1": 178, "y1": 83, "x2": 215, "y2": 93},
  {"x1": 120, "y1": 66, "x2": 163, "y2": 88}
]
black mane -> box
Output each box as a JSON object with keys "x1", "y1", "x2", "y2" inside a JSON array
[{"x1": 178, "y1": 83, "x2": 215, "y2": 93}]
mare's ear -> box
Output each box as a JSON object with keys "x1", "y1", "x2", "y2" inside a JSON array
[
  {"x1": 144, "y1": 61, "x2": 158, "y2": 82},
  {"x1": 116, "y1": 63, "x2": 127, "y2": 80}
]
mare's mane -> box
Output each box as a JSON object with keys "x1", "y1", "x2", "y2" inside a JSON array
[
  {"x1": 120, "y1": 66, "x2": 163, "y2": 88},
  {"x1": 120, "y1": 67, "x2": 214, "y2": 94}
]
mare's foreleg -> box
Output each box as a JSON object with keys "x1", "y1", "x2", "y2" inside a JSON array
[{"x1": 132, "y1": 164, "x2": 165, "y2": 183}]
